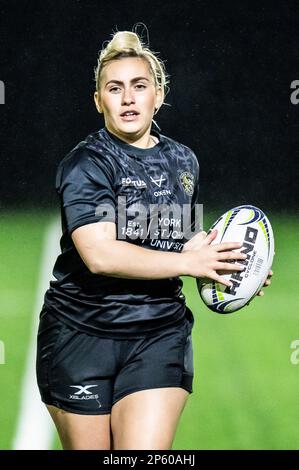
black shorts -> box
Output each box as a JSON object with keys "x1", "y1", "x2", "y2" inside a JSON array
[{"x1": 36, "y1": 310, "x2": 194, "y2": 415}]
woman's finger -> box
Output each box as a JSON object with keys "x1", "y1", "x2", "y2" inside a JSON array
[
  {"x1": 209, "y1": 271, "x2": 232, "y2": 288},
  {"x1": 218, "y1": 251, "x2": 247, "y2": 261},
  {"x1": 215, "y1": 241, "x2": 243, "y2": 252},
  {"x1": 216, "y1": 262, "x2": 245, "y2": 272},
  {"x1": 202, "y1": 229, "x2": 218, "y2": 245}
]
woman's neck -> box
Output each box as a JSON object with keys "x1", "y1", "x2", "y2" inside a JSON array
[{"x1": 106, "y1": 127, "x2": 157, "y2": 149}]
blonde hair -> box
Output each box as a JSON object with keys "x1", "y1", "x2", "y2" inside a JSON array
[{"x1": 94, "y1": 29, "x2": 169, "y2": 106}]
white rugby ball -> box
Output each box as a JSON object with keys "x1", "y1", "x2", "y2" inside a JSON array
[{"x1": 197, "y1": 205, "x2": 274, "y2": 313}]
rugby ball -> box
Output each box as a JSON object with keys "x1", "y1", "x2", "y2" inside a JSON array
[{"x1": 197, "y1": 205, "x2": 274, "y2": 313}]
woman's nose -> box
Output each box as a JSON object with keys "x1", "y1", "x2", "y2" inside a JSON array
[{"x1": 122, "y1": 88, "x2": 135, "y2": 105}]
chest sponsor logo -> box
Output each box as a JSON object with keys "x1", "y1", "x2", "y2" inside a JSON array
[
  {"x1": 178, "y1": 171, "x2": 194, "y2": 196},
  {"x1": 153, "y1": 189, "x2": 172, "y2": 197},
  {"x1": 149, "y1": 174, "x2": 172, "y2": 197},
  {"x1": 150, "y1": 174, "x2": 166, "y2": 188},
  {"x1": 121, "y1": 177, "x2": 147, "y2": 188}
]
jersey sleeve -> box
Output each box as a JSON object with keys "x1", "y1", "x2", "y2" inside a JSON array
[
  {"x1": 190, "y1": 152, "x2": 201, "y2": 234},
  {"x1": 56, "y1": 148, "x2": 117, "y2": 234}
]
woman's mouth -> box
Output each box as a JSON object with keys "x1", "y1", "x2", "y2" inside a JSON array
[{"x1": 120, "y1": 110, "x2": 140, "y2": 121}]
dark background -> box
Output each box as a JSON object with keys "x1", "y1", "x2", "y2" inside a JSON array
[{"x1": 0, "y1": 0, "x2": 298, "y2": 211}]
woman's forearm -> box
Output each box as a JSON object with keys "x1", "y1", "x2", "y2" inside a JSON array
[{"x1": 89, "y1": 240, "x2": 188, "y2": 279}]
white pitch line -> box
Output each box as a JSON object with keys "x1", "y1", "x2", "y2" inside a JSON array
[{"x1": 13, "y1": 217, "x2": 61, "y2": 450}]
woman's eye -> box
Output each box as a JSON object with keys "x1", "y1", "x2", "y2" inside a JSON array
[
  {"x1": 135, "y1": 83, "x2": 146, "y2": 90},
  {"x1": 109, "y1": 87, "x2": 121, "y2": 93}
]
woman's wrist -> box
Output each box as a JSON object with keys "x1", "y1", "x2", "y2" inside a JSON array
[{"x1": 179, "y1": 251, "x2": 192, "y2": 277}]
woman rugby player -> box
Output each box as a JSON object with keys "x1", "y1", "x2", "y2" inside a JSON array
[{"x1": 36, "y1": 28, "x2": 272, "y2": 450}]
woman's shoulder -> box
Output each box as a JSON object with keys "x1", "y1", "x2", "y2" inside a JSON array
[
  {"x1": 161, "y1": 133, "x2": 199, "y2": 166},
  {"x1": 58, "y1": 129, "x2": 113, "y2": 171},
  {"x1": 56, "y1": 129, "x2": 115, "y2": 186}
]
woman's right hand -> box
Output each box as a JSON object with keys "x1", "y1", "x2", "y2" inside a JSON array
[{"x1": 182, "y1": 229, "x2": 247, "y2": 287}]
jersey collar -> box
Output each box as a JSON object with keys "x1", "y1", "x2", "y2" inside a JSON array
[{"x1": 103, "y1": 127, "x2": 163, "y2": 158}]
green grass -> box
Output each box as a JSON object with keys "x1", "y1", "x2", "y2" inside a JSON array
[
  {"x1": 1, "y1": 211, "x2": 298, "y2": 449},
  {"x1": 0, "y1": 212, "x2": 54, "y2": 449}
]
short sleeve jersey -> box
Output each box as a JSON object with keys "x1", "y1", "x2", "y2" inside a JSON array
[{"x1": 44, "y1": 128, "x2": 200, "y2": 337}]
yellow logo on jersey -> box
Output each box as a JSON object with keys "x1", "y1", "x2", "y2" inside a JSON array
[{"x1": 178, "y1": 171, "x2": 194, "y2": 196}]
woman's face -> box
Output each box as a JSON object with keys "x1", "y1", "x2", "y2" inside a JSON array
[{"x1": 94, "y1": 57, "x2": 162, "y2": 144}]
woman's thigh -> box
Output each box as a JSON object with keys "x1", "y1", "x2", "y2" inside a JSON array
[
  {"x1": 111, "y1": 387, "x2": 189, "y2": 450},
  {"x1": 47, "y1": 404, "x2": 111, "y2": 450}
]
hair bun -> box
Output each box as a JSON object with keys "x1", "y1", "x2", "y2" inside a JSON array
[{"x1": 101, "y1": 31, "x2": 143, "y2": 59}]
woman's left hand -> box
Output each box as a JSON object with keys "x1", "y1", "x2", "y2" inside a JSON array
[
  {"x1": 184, "y1": 234, "x2": 274, "y2": 297},
  {"x1": 256, "y1": 270, "x2": 273, "y2": 296}
]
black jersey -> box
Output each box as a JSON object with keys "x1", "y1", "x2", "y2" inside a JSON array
[{"x1": 44, "y1": 127, "x2": 200, "y2": 337}]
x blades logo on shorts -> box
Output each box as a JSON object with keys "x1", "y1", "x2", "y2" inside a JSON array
[{"x1": 69, "y1": 385, "x2": 97, "y2": 395}]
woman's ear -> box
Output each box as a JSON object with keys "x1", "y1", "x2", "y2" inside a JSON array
[
  {"x1": 154, "y1": 87, "x2": 163, "y2": 114},
  {"x1": 94, "y1": 92, "x2": 102, "y2": 114}
]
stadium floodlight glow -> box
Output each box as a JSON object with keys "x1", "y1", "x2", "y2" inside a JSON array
[{"x1": 0, "y1": 81, "x2": 4, "y2": 104}]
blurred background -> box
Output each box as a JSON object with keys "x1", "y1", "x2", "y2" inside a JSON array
[{"x1": 0, "y1": 0, "x2": 298, "y2": 450}]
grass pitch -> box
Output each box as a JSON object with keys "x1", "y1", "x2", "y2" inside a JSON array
[{"x1": 0, "y1": 211, "x2": 298, "y2": 449}]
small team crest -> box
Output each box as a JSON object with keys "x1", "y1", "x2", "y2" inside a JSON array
[{"x1": 178, "y1": 171, "x2": 194, "y2": 196}]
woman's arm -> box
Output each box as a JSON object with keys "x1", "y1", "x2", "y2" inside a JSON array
[{"x1": 72, "y1": 221, "x2": 246, "y2": 287}]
